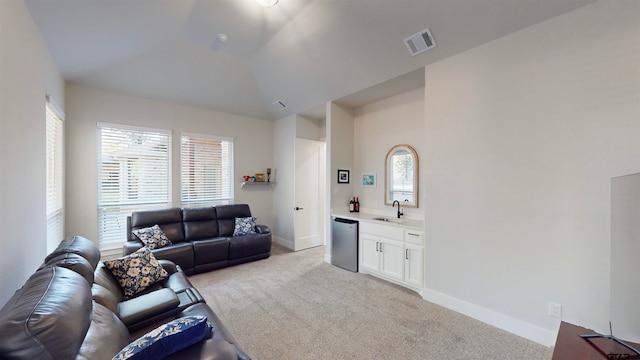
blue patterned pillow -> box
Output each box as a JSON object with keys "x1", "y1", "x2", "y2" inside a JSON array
[
  {"x1": 132, "y1": 224, "x2": 172, "y2": 250},
  {"x1": 104, "y1": 247, "x2": 168, "y2": 300},
  {"x1": 233, "y1": 216, "x2": 257, "y2": 236},
  {"x1": 112, "y1": 316, "x2": 212, "y2": 360}
]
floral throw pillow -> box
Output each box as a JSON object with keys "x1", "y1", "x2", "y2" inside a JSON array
[
  {"x1": 132, "y1": 224, "x2": 172, "y2": 250},
  {"x1": 112, "y1": 316, "x2": 212, "y2": 360},
  {"x1": 104, "y1": 247, "x2": 168, "y2": 300},
  {"x1": 233, "y1": 216, "x2": 257, "y2": 236}
]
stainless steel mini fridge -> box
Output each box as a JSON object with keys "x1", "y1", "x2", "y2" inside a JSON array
[{"x1": 331, "y1": 217, "x2": 358, "y2": 272}]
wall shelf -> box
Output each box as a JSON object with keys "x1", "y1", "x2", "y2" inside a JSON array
[{"x1": 240, "y1": 181, "x2": 275, "y2": 189}]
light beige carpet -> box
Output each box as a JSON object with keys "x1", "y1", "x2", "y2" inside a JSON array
[{"x1": 189, "y1": 244, "x2": 554, "y2": 360}]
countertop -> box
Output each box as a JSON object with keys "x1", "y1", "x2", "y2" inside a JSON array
[{"x1": 331, "y1": 210, "x2": 424, "y2": 231}]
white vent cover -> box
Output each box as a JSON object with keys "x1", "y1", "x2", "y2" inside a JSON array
[
  {"x1": 404, "y1": 28, "x2": 436, "y2": 56},
  {"x1": 272, "y1": 100, "x2": 287, "y2": 110}
]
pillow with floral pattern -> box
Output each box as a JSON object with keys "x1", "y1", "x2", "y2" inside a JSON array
[
  {"x1": 104, "y1": 247, "x2": 168, "y2": 299},
  {"x1": 132, "y1": 224, "x2": 172, "y2": 250},
  {"x1": 233, "y1": 217, "x2": 257, "y2": 236},
  {"x1": 112, "y1": 316, "x2": 212, "y2": 360}
]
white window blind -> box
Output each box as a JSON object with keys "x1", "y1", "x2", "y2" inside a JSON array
[
  {"x1": 180, "y1": 133, "x2": 233, "y2": 208},
  {"x1": 46, "y1": 99, "x2": 64, "y2": 252},
  {"x1": 98, "y1": 124, "x2": 171, "y2": 249}
]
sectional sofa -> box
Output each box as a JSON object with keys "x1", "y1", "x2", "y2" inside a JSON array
[
  {"x1": 125, "y1": 204, "x2": 272, "y2": 275},
  {"x1": 0, "y1": 236, "x2": 251, "y2": 360}
]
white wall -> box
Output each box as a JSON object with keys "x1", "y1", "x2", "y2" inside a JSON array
[
  {"x1": 0, "y1": 1, "x2": 65, "y2": 305},
  {"x1": 353, "y1": 88, "x2": 424, "y2": 218},
  {"x1": 423, "y1": 0, "x2": 640, "y2": 345},
  {"x1": 328, "y1": 103, "x2": 355, "y2": 213},
  {"x1": 65, "y1": 84, "x2": 274, "y2": 249},
  {"x1": 611, "y1": 173, "x2": 640, "y2": 343},
  {"x1": 272, "y1": 114, "x2": 296, "y2": 247},
  {"x1": 272, "y1": 114, "x2": 326, "y2": 250},
  {"x1": 296, "y1": 115, "x2": 324, "y2": 141}
]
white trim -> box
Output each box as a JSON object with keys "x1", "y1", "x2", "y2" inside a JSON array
[
  {"x1": 180, "y1": 131, "x2": 234, "y2": 143},
  {"x1": 420, "y1": 287, "x2": 558, "y2": 347},
  {"x1": 45, "y1": 94, "x2": 65, "y2": 119},
  {"x1": 97, "y1": 121, "x2": 172, "y2": 135},
  {"x1": 275, "y1": 236, "x2": 294, "y2": 250}
]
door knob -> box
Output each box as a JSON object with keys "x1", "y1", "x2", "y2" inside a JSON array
[{"x1": 295, "y1": 207, "x2": 304, "y2": 210}]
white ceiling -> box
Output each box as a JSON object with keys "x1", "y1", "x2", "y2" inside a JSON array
[{"x1": 24, "y1": 0, "x2": 595, "y2": 121}]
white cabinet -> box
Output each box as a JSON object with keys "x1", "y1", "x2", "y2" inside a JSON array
[
  {"x1": 360, "y1": 232, "x2": 403, "y2": 281},
  {"x1": 379, "y1": 239, "x2": 404, "y2": 281},
  {"x1": 360, "y1": 234, "x2": 380, "y2": 273},
  {"x1": 404, "y1": 244, "x2": 423, "y2": 288},
  {"x1": 404, "y1": 230, "x2": 424, "y2": 245},
  {"x1": 359, "y1": 222, "x2": 424, "y2": 291}
]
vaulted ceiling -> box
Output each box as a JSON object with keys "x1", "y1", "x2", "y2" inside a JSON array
[{"x1": 25, "y1": 0, "x2": 595, "y2": 120}]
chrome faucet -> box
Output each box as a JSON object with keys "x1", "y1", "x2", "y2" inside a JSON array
[{"x1": 392, "y1": 200, "x2": 403, "y2": 219}]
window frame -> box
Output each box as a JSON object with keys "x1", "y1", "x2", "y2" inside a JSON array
[
  {"x1": 46, "y1": 96, "x2": 65, "y2": 252},
  {"x1": 97, "y1": 122, "x2": 172, "y2": 250},
  {"x1": 180, "y1": 132, "x2": 234, "y2": 208}
]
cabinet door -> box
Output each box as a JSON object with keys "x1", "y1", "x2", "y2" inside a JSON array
[
  {"x1": 404, "y1": 244, "x2": 424, "y2": 288},
  {"x1": 379, "y1": 239, "x2": 404, "y2": 281},
  {"x1": 360, "y1": 234, "x2": 380, "y2": 273}
]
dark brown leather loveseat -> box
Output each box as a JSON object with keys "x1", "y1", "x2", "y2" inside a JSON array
[
  {"x1": 0, "y1": 236, "x2": 250, "y2": 360},
  {"x1": 125, "y1": 204, "x2": 271, "y2": 275}
]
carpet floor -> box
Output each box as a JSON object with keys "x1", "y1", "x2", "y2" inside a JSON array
[{"x1": 189, "y1": 244, "x2": 554, "y2": 359}]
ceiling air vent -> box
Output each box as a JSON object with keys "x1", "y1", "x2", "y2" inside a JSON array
[
  {"x1": 404, "y1": 28, "x2": 436, "y2": 56},
  {"x1": 272, "y1": 100, "x2": 287, "y2": 110}
]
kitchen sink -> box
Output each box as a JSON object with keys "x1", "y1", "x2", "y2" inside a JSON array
[{"x1": 371, "y1": 216, "x2": 406, "y2": 224}]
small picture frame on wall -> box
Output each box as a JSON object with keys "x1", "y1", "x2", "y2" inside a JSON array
[
  {"x1": 361, "y1": 173, "x2": 376, "y2": 187},
  {"x1": 255, "y1": 173, "x2": 265, "y2": 182},
  {"x1": 337, "y1": 169, "x2": 350, "y2": 184}
]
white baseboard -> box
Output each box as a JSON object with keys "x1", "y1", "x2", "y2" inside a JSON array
[
  {"x1": 274, "y1": 236, "x2": 294, "y2": 251},
  {"x1": 420, "y1": 288, "x2": 558, "y2": 347}
]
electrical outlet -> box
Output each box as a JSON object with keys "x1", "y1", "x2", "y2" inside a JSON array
[{"x1": 548, "y1": 302, "x2": 562, "y2": 318}]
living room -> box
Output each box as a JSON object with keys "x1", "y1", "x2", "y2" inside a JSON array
[{"x1": 1, "y1": 0, "x2": 639, "y2": 358}]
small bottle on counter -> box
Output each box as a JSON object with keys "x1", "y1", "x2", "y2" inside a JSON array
[
  {"x1": 349, "y1": 197, "x2": 355, "y2": 212},
  {"x1": 354, "y1": 197, "x2": 360, "y2": 213}
]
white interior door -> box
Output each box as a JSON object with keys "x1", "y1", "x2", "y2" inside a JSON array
[{"x1": 294, "y1": 138, "x2": 325, "y2": 251}]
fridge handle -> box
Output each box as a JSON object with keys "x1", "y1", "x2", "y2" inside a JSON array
[{"x1": 334, "y1": 217, "x2": 356, "y2": 224}]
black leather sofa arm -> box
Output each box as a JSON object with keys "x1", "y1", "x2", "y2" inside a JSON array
[
  {"x1": 123, "y1": 239, "x2": 144, "y2": 255},
  {"x1": 255, "y1": 225, "x2": 270, "y2": 234},
  {"x1": 159, "y1": 259, "x2": 178, "y2": 274},
  {"x1": 117, "y1": 288, "x2": 179, "y2": 328}
]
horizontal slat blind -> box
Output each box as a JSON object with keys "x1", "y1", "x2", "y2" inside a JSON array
[
  {"x1": 46, "y1": 103, "x2": 64, "y2": 252},
  {"x1": 98, "y1": 124, "x2": 171, "y2": 248},
  {"x1": 180, "y1": 134, "x2": 233, "y2": 208}
]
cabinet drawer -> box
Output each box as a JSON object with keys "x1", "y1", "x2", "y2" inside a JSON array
[
  {"x1": 360, "y1": 222, "x2": 404, "y2": 240},
  {"x1": 404, "y1": 230, "x2": 424, "y2": 245}
]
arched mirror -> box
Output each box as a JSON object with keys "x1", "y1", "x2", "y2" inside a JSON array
[{"x1": 385, "y1": 144, "x2": 419, "y2": 208}]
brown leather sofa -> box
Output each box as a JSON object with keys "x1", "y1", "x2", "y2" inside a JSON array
[
  {"x1": 125, "y1": 204, "x2": 272, "y2": 275},
  {"x1": 0, "y1": 236, "x2": 250, "y2": 360}
]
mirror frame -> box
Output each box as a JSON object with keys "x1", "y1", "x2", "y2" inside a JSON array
[{"x1": 384, "y1": 144, "x2": 419, "y2": 208}]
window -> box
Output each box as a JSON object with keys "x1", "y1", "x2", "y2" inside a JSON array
[
  {"x1": 180, "y1": 133, "x2": 233, "y2": 208},
  {"x1": 387, "y1": 148, "x2": 416, "y2": 204},
  {"x1": 98, "y1": 124, "x2": 171, "y2": 249},
  {"x1": 46, "y1": 97, "x2": 64, "y2": 252}
]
